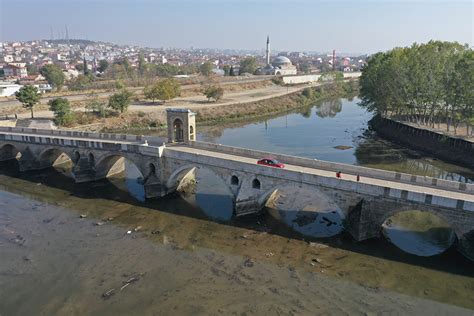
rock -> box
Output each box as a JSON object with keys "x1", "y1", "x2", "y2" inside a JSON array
[
  {"x1": 133, "y1": 226, "x2": 142, "y2": 232},
  {"x1": 308, "y1": 242, "x2": 328, "y2": 249},
  {"x1": 102, "y1": 288, "x2": 115, "y2": 299},
  {"x1": 95, "y1": 222, "x2": 105, "y2": 226},
  {"x1": 151, "y1": 229, "x2": 161, "y2": 235},
  {"x1": 243, "y1": 258, "x2": 255, "y2": 267},
  {"x1": 79, "y1": 214, "x2": 88, "y2": 218}
]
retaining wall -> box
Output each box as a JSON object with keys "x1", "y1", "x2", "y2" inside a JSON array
[{"x1": 370, "y1": 115, "x2": 474, "y2": 169}]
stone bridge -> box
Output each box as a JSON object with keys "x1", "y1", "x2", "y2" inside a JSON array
[{"x1": 0, "y1": 109, "x2": 473, "y2": 258}]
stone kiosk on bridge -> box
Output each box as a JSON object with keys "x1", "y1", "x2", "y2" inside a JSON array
[{"x1": 0, "y1": 108, "x2": 473, "y2": 259}]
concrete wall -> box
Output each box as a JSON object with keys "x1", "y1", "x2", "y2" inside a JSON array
[
  {"x1": 282, "y1": 75, "x2": 321, "y2": 85},
  {"x1": 186, "y1": 141, "x2": 474, "y2": 194}
]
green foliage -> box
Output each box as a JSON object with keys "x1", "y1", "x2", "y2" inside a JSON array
[
  {"x1": 15, "y1": 85, "x2": 40, "y2": 118},
  {"x1": 299, "y1": 62, "x2": 311, "y2": 74},
  {"x1": 239, "y1": 57, "x2": 258, "y2": 75},
  {"x1": 40, "y1": 64, "x2": 65, "y2": 90},
  {"x1": 68, "y1": 74, "x2": 93, "y2": 91},
  {"x1": 302, "y1": 87, "x2": 314, "y2": 99},
  {"x1": 85, "y1": 95, "x2": 108, "y2": 117},
  {"x1": 143, "y1": 79, "x2": 181, "y2": 103},
  {"x1": 98, "y1": 60, "x2": 109, "y2": 73},
  {"x1": 138, "y1": 53, "x2": 146, "y2": 77},
  {"x1": 108, "y1": 89, "x2": 134, "y2": 113},
  {"x1": 203, "y1": 85, "x2": 224, "y2": 102},
  {"x1": 48, "y1": 98, "x2": 74, "y2": 126},
  {"x1": 229, "y1": 66, "x2": 235, "y2": 76},
  {"x1": 223, "y1": 65, "x2": 231, "y2": 76},
  {"x1": 199, "y1": 61, "x2": 213, "y2": 77},
  {"x1": 359, "y1": 41, "x2": 473, "y2": 135},
  {"x1": 271, "y1": 76, "x2": 283, "y2": 85}
]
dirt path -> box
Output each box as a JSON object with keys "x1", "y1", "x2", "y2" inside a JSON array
[{"x1": 11, "y1": 82, "x2": 316, "y2": 120}]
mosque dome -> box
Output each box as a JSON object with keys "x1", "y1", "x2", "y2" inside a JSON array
[{"x1": 272, "y1": 56, "x2": 292, "y2": 67}]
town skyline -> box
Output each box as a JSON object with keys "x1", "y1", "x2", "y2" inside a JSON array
[{"x1": 1, "y1": 0, "x2": 472, "y2": 54}]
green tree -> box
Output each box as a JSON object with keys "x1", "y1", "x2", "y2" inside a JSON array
[
  {"x1": 108, "y1": 89, "x2": 134, "y2": 113},
  {"x1": 85, "y1": 95, "x2": 108, "y2": 117},
  {"x1": 223, "y1": 65, "x2": 231, "y2": 76},
  {"x1": 15, "y1": 85, "x2": 40, "y2": 118},
  {"x1": 154, "y1": 79, "x2": 181, "y2": 103},
  {"x1": 199, "y1": 61, "x2": 213, "y2": 77},
  {"x1": 229, "y1": 66, "x2": 235, "y2": 76},
  {"x1": 48, "y1": 98, "x2": 74, "y2": 126},
  {"x1": 68, "y1": 74, "x2": 93, "y2": 91},
  {"x1": 40, "y1": 64, "x2": 65, "y2": 90},
  {"x1": 143, "y1": 83, "x2": 161, "y2": 104},
  {"x1": 98, "y1": 60, "x2": 109, "y2": 73},
  {"x1": 138, "y1": 53, "x2": 147, "y2": 77},
  {"x1": 239, "y1": 57, "x2": 258, "y2": 75},
  {"x1": 203, "y1": 85, "x2": 224, "y2": 102}
]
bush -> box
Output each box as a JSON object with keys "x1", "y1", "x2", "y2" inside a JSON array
[{"x1": 48, "y1": 97, "x2": 73, "y2": 126}]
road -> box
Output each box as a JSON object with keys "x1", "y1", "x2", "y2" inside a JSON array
[
  {"x1": 9, "y1": 81, "x2": 318, "y2": 120},
  {"x1": 0, "y1": 76, "x2": 274, "y2": 107}
]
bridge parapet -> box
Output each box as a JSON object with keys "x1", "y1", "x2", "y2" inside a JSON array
[
  {"x1": 185, "y1": 141, "x2": 474, "y2": 194},
  {"x1": 0, "y1": 126, "x2": 165, "y2": 145}
]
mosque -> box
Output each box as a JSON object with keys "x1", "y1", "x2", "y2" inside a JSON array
[{"x1": 255, "y1": 36, "x2": 297, "y2": 76}]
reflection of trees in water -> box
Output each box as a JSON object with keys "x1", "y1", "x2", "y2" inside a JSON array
[
  {"x1": 354, "y1": 129, "x2": 474, "y2": 182},
  {"x1": 315, "y1": 99, "x2": 342, "y2": 118}
]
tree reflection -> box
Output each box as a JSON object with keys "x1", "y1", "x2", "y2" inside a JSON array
[{"x1": 315, "y1": 99, "x2": 342, "y2": 118}]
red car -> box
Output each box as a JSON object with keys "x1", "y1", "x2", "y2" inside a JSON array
[{"x1": 257, "y1": 158, "x2": 285, "y2": 168}]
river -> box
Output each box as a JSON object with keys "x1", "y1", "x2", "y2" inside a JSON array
[{"x1": 1, "y1": 97, "x2": 473, "y2": 314}]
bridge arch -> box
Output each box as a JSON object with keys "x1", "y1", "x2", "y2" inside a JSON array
[
  {"x1": 94, "y1": 154, "x2": 146, "y2": 181},
  {"x1": 379, "y1": 206, "x2": 459, "y2": 256},
  {"x1": 259, "y1": 183, "x2": 345, "y2": 238},
  {"x1": 166, "y1": 164, "x2": 233, "y2": 196},
  {"x1": 0, "y1": 143, "x2": 21, "y2": 161},
  {"x1": 38, "y1": 147, "x2": 73, "y2": 168},
  {"x1": 377, "y1": 205, "x2": 461, "y2": 239},
  {"x1": 459, "y1": 230, "x2": 474, "y2": 261}
]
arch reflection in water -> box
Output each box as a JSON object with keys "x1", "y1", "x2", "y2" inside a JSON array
[
  {"x1": 266, "y1": 186, "x2": 344, "y2": 238},
  {"x1": 106, "y1": 158, "x2": 146, "y2": 202},
  {"x1": 382, "y1": 210, "x2": 456, "y2": 256},
  {"x1": 179, "y1": 168, "x2": 234, "y2": 221}
]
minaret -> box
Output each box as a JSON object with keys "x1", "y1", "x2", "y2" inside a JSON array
[{"x1": 266, "y1": 35, "x2": 270, "y2": 66}]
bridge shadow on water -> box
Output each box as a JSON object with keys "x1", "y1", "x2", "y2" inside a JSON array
[{"x1": 0, "y1": 159, "x2": 473, "y2": 279}]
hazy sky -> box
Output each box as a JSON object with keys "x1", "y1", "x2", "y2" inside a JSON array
[{"x1": 1, "y1": 0, "x2": 472, "y2": 54}]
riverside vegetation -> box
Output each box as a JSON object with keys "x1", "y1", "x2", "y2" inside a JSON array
[{"x1": 359, "y1": 41, "x2": 473, "y2": 136}]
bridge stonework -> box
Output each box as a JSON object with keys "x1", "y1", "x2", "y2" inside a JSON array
[{"x1": 0, "y1": 123, "x2": 473, "y2": 259}]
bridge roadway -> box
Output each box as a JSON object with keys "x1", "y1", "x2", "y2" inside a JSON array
[{"x1": 166, "y1": 145, "x2": 474, "y2": 203}]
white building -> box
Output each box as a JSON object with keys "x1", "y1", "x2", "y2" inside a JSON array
[{"x1": 255, "y1": 36, "x2": 297, "y2": 76}]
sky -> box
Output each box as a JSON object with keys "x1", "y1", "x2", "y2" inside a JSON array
[{"x1": 1, "y1": 0, "x2": 472, "y2": 54}]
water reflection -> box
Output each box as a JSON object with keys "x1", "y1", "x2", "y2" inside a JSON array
[
  {"x1": 198, "y1": 98, "x2": 474, "y2": 183},
  {"x1": 181, "y1": 168, "x2": 234, "y2": 221},
  {"x1": 266, "y1": 187, "x2": 344, "y2": 238},
  {"x1": 382, "y1": 211, "x2": 456, "y2": 256},
  {"x1": 315, "y1": 98, "x2": 342, "y2": 118}
]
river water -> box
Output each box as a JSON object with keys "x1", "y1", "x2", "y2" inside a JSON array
[{"x1": 1, "y1": 97, "x2": 474, "y2": 314}]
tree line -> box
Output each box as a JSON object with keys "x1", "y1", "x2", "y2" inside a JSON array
[{"x1": 359, "y1": 41, "x2": 473, "y2": 135}]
